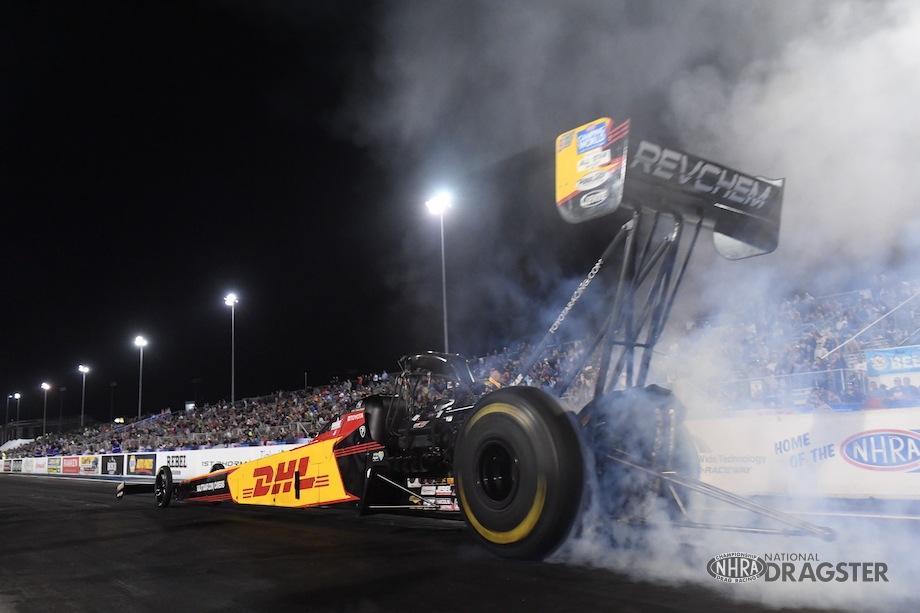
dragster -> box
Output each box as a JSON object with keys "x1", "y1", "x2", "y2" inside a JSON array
[{"x1": 118, "y1": 117, "x2": 834, "y2": 560}]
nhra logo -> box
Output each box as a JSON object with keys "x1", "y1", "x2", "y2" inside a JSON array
[
  {"x1": 242, "y1": 457, "x2": 330, "y2": 499},
  {"x1": 707, "y1": 553, "x2": 766, "y2": 583},
  {"x1": 841, "y1": 429, "x2": 920, "y2": 471}
]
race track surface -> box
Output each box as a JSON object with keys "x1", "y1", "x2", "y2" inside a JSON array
[{"x1": 0, "y1": 475, "x2": 849, "y2": 613}]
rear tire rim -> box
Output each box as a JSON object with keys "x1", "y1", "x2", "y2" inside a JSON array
[{"x1": 477, "y1": 441, "x2": 517, "y2": 506}]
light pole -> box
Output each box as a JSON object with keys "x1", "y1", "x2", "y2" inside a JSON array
[
  {"x1": 79, "y1": 364, "x2": 90, "y2": 428},
  {"x1": 135, "y1": 335, "x2": 147, "y2": 419},
  {"x1": 224, "y1": 292, "x2": 238, "y2": 403},
  {"x1": 4, "y1": 394, "x2": 10, "y2": 443},
  {"x1": 425, "y1": 191, "x2": 452, "y2": 353},
  {"x1": 41, "y1": 382, "x2": 50, "y2": 437},
  {"x1": 12, "y1": 392, "x2": 20, "y2": 442}
]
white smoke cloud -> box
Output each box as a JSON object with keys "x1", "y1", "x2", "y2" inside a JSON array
[{"x1": 348, "y1": 2, "x2": 920, "y2": 610}]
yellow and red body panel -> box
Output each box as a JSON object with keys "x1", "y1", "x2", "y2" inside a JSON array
[{"x1": 176, "y1": 411, "x2": 382, "y2": 508}]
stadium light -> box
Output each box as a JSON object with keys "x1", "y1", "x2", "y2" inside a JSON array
[
  {"x1": 78, "y1": 364, "x2": 90, "y2": 428},
  {"x1": 14, "y1": 392, "x2": 20, "y2": 421},
  {"x1": 425, "y1": 191, "x2": 452, "y2": 353},
  {"x1": 135, "y1": 335, "x2": 147, "y2": 419},
  {"x1": 41, "y1": 382, "x2": 50, "y2": 437},
  {"x1": 224, "y1": 293, "x2": 238, "y2": 403}
]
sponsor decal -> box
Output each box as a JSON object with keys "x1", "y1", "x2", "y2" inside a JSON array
[
  {"x1": 708, "y1": 552, "x2": 889, "y2": 583},
  {"x1": 371, "y1": 450, "x2": 385, "y2": 462},
  {"x1": 241, "y1": 457, "x2": 329, "y2": 499},
  {"x1": 575, "y1": 170, "x2": 610, "y2": 191},
  {"x1": 420, "y1": 485, "x2": 437, "y2": 496},
  {"x1": 556, "y1": 131, "x2": 573, "y2": 152},
  {"x1": 576, "y1": 122, "x2": 607, "y2": 153},
  {"x1": 196, "y1": 479, "x2": 226, "y2": 493},
  {"x1": 579, "y1": 188, "x2": 609, "y2": 209},
  {"x1": 127, "y1": 453, "x2": 156, "y2": 476},
  {"x1": 577, "y1": 149, "x2": 611, "y2": 172},
  {"x1": 435, "y1": 485, "x2": 453, "y2": 496},
  {"x1": 841, "y1": 429, "x2": 920, "y2": 471}
]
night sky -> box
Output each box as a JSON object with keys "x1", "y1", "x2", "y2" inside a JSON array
[
  {"x1": 0, "y1": 2, "x2": 605, "y2": 422},
  {"x1": 4, "y1": 1, "x2": 920, "y2": 425},
  {"x1": 2, "y1": 2, "x2": 402, "y2": 420}
]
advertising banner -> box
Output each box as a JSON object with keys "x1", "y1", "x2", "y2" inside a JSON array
[
  {"x1": 62, "y1": 457, "x2": 80, "y2": 474},
  {"x1": 80, "y1": 456, "x2": 101, "y2": 475},
  {"x1": 126, "y1": 453, "x2": 156, "y2": 476},
  {"x1": 47, "y1": 457, "x2": 62, "y2": 474},
  {"x1": 685, "y1": 407, "x2": 920, "y2": 499},
  {"x1": 34, "y1": 457, "x2": 47, "y2": 474},
  {"x1": 101, "y1": 455, "x2": 124, "y2": 477}
]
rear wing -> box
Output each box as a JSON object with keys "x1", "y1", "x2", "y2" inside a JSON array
[{"x1": 555, "y1": 118, "x2": 783, "y2": 259}]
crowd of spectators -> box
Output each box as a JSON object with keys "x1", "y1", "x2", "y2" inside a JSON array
[
  {"x1": 6, "y1": 276, "x2": 920, "y2": 458},
  {"x1": 669, "y1": 275, "x2": 920, "y2": 410}
]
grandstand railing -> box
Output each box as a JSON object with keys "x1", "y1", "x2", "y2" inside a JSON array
[{"x1": 706, "y1": 368, "x2": 867, "y2": 411}]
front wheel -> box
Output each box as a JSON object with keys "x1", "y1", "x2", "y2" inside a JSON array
[
  {"x1": 154, "y1": 466, "x2": 174, "y2": 508},
  {"x1": 455, "y1": 387, "x2": 584, "y2": 560}
]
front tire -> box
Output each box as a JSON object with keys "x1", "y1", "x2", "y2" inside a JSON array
[
  {"x1": 455, "y1": 387, "x2": 584, "y2": 560},
  {"x1": 155, "y1": 466, "x2": 174, "y2": 508}
]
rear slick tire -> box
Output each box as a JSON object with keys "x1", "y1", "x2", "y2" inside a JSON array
[
  {"x1": 155, "y1": 466, "x2": 174, "y2": 508},
  {"x1": 455, "y1": 387, "x2": 584, "y2": 560}
]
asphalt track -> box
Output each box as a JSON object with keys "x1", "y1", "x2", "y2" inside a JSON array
[{"x1": 0, "y1": 475, "x2": 844, "y2": 613}]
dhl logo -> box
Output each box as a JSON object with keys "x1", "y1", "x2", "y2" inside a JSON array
[{"x1": 241, "y1": 457, "x2": 330, "y2": 499}]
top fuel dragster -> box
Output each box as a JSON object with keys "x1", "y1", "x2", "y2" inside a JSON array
[{"x1": 118, "y1": 117, "x2": 834, "y2": 560}]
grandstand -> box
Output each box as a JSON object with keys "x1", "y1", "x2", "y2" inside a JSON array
[{"x1": 4, "y1": 277, "x2": 920, "y2": 459}]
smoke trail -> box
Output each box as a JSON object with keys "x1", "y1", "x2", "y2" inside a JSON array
[{"x1": 346, "y1": 2, "x2": 920, "y2": 610}]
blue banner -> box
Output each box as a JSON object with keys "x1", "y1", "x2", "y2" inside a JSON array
[{"x1": 866, "y1": 346, "x2": 920, "y2": 375}]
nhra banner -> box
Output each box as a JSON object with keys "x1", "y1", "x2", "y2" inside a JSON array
[{"x1": 686, "y1": 407, "x2": 920, "y2": 500}]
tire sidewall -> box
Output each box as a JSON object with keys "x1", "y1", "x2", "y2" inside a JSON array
[{"x1": 456, "y1": 387, "x2": 583, "y2": 559}]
